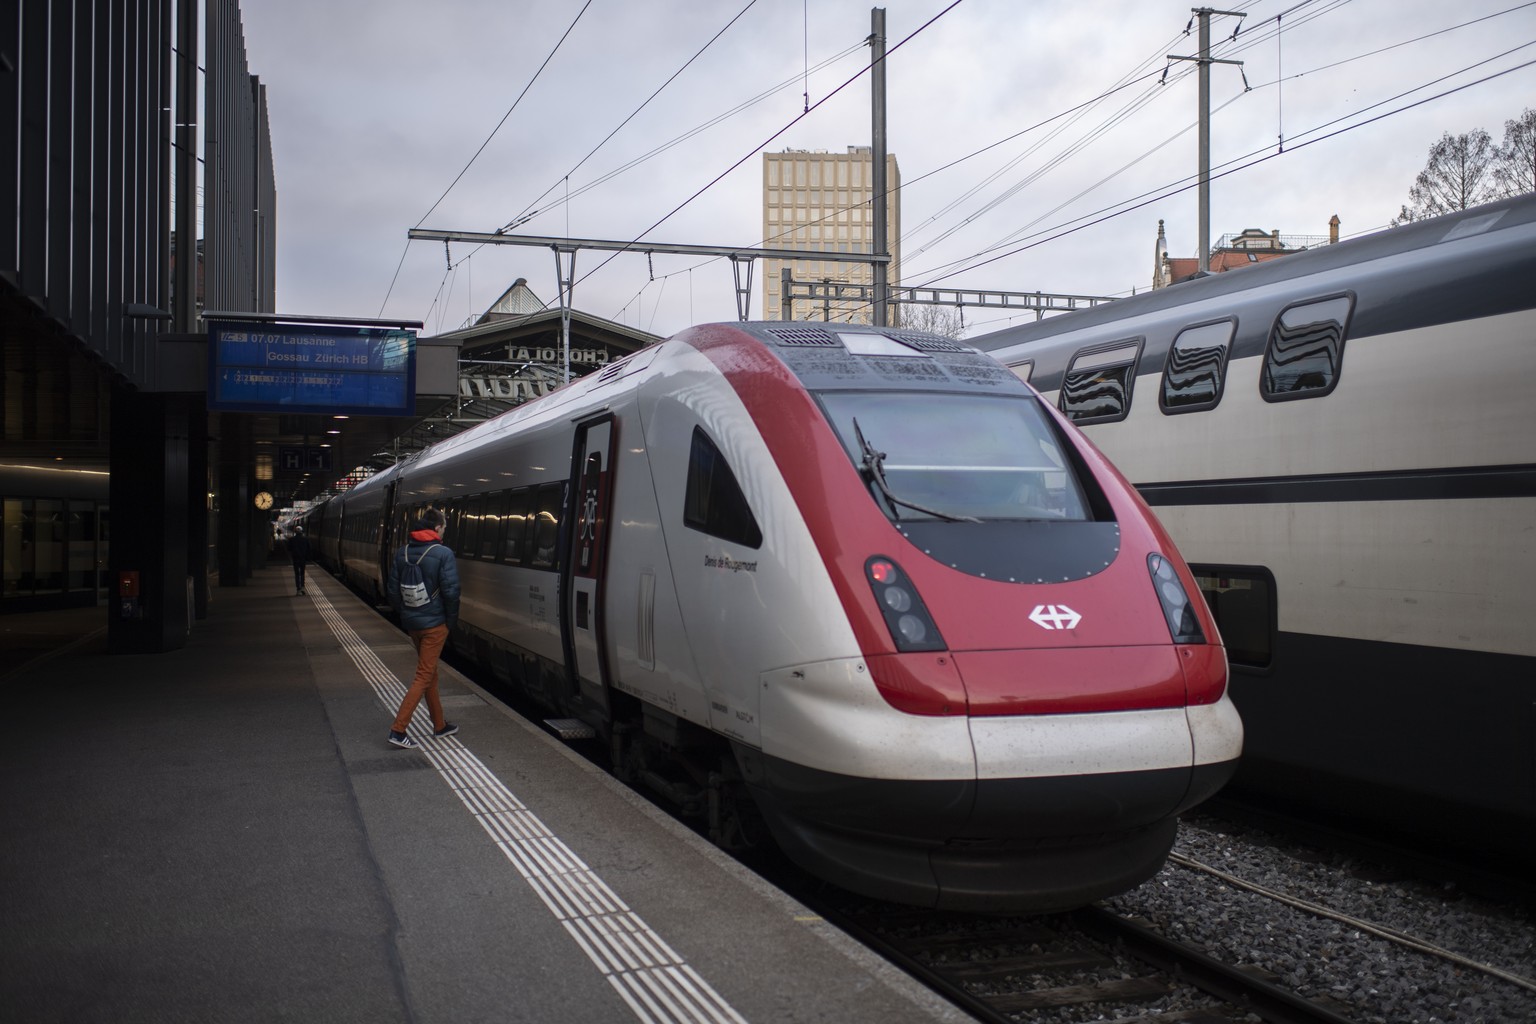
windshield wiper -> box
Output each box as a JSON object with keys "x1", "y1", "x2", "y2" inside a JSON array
[{"x1": 852, "y1": 417, "x2": 980, "y2": 524}]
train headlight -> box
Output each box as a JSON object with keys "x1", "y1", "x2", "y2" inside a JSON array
[
  {"x1": 1148, "y1": 553, "x2": 1206, "y2": 644},
  {"x1": 898, "y1": 614, "x2": 927, "y2": 644},
  {"x1": 865, "y1": 556, "x2": 946, "y2": 653}
]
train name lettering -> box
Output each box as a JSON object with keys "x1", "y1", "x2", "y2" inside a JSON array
[
  {"x1": 704, "y1": 555, "x2": 758, "y2": 573},
  {"x1": 509, "y1": 346, "x2": 609, "y2": 365}
]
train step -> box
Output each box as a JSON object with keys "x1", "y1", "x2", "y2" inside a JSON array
[{"x1": 544, "y1": 718, "x2": 596, "y2": 740}]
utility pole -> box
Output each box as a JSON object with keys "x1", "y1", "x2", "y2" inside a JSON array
[
  {"x1": 870, "y1": 7, "x2": 890, "y2": 326},
  {"x1": 1170, "y1": 8, "x2": 1244, "y2": 273},
  {"x1": 554, "y1": 250, "x2": 575, "y2": 383}
]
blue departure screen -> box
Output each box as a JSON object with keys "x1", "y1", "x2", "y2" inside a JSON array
[{"x1": 207, "y1": 321, "x2": 416, "y2": 415}]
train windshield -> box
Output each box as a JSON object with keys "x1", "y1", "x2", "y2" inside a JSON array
[{"x1": 817, "y1": 391, "x2": 1090, "y2": 522}]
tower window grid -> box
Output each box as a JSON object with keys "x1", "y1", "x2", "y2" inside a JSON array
[{"x1": 763, "y1": 149, "x2": 900, "y2": 323}]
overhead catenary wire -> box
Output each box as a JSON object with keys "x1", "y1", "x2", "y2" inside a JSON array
[
  {"x1": 899, "y1": 0, "x2": 1289, "y2": 259},
  {"x1": 436, "y1": 39, "x2": 867, "y2": 294},
  {"x1": 434, "y1": 0, "x2": 1304, "y2": 325},
  {"x1": 485, "y1": 1, "x2": 967, "y2": 328},
  {"x1": 605, "y1": 0, "x2": 1526, "y2": 327},
  {"x1": 417, "y1": 0, "x2": 1531, "y2": 335},
  {"x1": 563, "y1": 0, "x2": 968, "y2": 298},
  {"x1": 504, "y1": 42, "x2": 866, "y2": 236},
  {"x1": 903, "y1": 0, "x2": 1347, "y2": 261},
  {"x1": 901, "y1": 2, "x2": 1535, "y2": 287},
  {"x1": 906, "y1": 54, "x2": 1536, "y2": 292},
  {"x1": 416, "y1": 22, "x2": 862, "y2": 328},
  {"x1": 378, "y1": 1, "x2": 595, "y2": 316},
  {"x1": 499, "y1": 0, "x2": 761, "y2": 235}
]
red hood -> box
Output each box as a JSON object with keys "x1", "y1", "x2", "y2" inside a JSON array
[{"x1": 410, "y1": 529, "x2": 441, "y2": 543}]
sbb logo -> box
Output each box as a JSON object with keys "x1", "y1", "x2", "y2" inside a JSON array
[{"x1": 1028, "y1": 604, "x2": 1082, "y2": 630}]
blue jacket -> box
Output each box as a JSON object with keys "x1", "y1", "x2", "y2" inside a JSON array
[{"x1": 388, "y1": 532, "x2": 461, "y2": 631}]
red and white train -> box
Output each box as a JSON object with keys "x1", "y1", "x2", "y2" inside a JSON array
[{"x1": 308, "y1": 320, "x2": 1242, "y2": 912}]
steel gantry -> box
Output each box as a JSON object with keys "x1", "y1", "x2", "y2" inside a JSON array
[
  {"x1": 778, "y1": 271, "x2": 1116, "y2": 323},
  {"x1": 407, "y1": 227, "x2": 894, "y2": 331}
]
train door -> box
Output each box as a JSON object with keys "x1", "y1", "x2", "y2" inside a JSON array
[
  {"x1": 561, "y1": 415, "x2": 616, "y2": 715},
  {"x1": 377, "y1": 479, "x2": 399, "y2": 589}
]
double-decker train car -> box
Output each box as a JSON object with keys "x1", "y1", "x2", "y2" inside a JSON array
[
  {"x1": 314, "y1": 320, "x2": 1242, "y2": 912},
  {"x1": 973, "y1": 193, "x2": 1536, "y2": 875}
]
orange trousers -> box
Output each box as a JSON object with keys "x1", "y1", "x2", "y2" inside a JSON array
[{"x1": 392, "y1": 624, "x2": 448, "y2": 734}]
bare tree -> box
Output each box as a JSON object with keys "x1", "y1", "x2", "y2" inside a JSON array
[
  {"x1": 1393, "y1": 130, "x2": 1497, "y2": 225},
  {"x1": 893, "y1": 302, "x2": 966, "y2": 339},
  {"x1": 1492, "y1": 108, "x2": 1536, "y2": 199}
]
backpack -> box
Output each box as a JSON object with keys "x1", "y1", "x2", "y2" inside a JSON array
[{"x1": 399, "y1": 544, "x2": 441, "y2": 609}]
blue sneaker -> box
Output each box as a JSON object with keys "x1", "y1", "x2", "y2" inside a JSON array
[
  {"x1": 388, "y1": 731, "x2": 419, "y2": 749},
  {"x1": 433, "y1": 723, "x2": 459, "y2": 738}
]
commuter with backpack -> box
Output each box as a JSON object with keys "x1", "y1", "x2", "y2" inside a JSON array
[{"x1": 386, "y1": 508, "x2": 461, "y2": 749}]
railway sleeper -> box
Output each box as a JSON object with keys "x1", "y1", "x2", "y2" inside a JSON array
[
  {"x1": 939, "y1": 948, "x2": 1117, "y2": 981},
  {"x1": 984, "y1": 975, "x2": 1172, "y2": 1013}
]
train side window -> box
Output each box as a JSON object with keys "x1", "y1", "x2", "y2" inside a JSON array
[
  {"x1": 437, "y1": 501, "x2": 462, "y2": 554},
  {"x1": 1189, "y1": 565, "x2": 1276, "y2": 670},
  {"x1": 529, "y1": 483, "x2": 563, "y2": 571},
  {"x1": 503, "y1": 488, "x2": 533, "y2": 565},
  {"x1": 460, "y1": 494, "x2": 486, "y2": 558},
  {"x1": 1058, "y1": 339, "x2": 1142, "y2": 423},
  {"x1": 482, "y1": 491, "x2": 509, "y2": 561},
  {"x1": 684, "y1": 427, "x2": 763, "y2": 549},
  {"x1": 1260, "y1": 293, "x2": 1353, "y2": 400},
  {"x1": 1008, "y1": 360, "x2": 1034, "y2": 383},
  {"x1": 1161, "y1": 319, "x2": 1236, "y2": 413}
]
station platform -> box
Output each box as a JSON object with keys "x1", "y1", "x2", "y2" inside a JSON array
[{"x1": 1, "y1": 568, "x2": 969, "y2": 1024}]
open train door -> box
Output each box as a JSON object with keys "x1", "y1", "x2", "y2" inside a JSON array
[{"x1": 561, "y1": 414, "x2": 616, "y2": 716}]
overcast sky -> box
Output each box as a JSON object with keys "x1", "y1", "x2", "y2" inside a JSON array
[{"x1": 238, "y1": 0, "x2": 1536, "y2": 340}]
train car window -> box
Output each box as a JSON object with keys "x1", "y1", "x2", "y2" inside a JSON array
[
  {"x1": 435, "y1": 501, "x2": 460, "y2": 554},
  {"x1": 1008, "y1": 360, "x2": 1034, "y2": 383},
  {"x1": 817, "y1": 391, "x2": 1094, "y2": 522},
  {"x1": 503, "y1": 488, "x2": 533, "y2": 565},
  {"x1": 481, "y1": 491, "x2": 508, "y2": 561},
  {"x1": 1059, "y1": 340, "x2": 1142, "y2": 423},
  {"x1": 684, "y1": 427, "x2": 764, "y2": 549},
  {"x1": 460, "y1": 494, "x2": 486, "y2": 558},
  {"x1": 1260, "y1": 293, "x2": 1353, "y2": 400},
  {"x1": 529, "y1": 483, "x2": 563, "y2": 571},
  {"x1": 1189, "y1": 565, "x2": 1276, "y2": 670},
  {"x1": 1161, "y1": 319, "x2": 1236, "y2": 413}
]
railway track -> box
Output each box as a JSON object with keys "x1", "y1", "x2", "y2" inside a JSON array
[
  {"x1": 445, "y1": 649, "x2": 1534, "y2": 1023},
  {"x1": 805, "y1": 889, "x2": 1363, "y2": 1024}
]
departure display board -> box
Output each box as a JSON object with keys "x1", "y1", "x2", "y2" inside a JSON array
[{"x1": 207, "y1": 320, "x2": 416, "y2": 416}]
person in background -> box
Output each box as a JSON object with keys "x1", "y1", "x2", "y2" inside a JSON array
[
  {"x1": 386, "y1": 508, "x2": 460, "y2": 749},
  {"x1": 288, "y1": 526, "x2": 311, "y2": 596}
]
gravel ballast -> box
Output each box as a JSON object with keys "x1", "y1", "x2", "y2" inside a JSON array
[{"x1": 1101, "y1": 814, "x2": 1536, "y2": 1024}]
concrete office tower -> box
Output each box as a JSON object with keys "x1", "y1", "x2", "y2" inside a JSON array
[{"x1": 762, "y1": 147, "x2": 900, "y2": 323}]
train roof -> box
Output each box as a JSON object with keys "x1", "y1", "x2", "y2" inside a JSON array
[
  {"x1": 972, "y1": 192, "x2": 1536, "y2": 351},
  {"x1": 705, "y1": 321, "x2": 1029, "y2": 396}
]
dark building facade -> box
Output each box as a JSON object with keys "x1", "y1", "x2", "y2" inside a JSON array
[{"x1": 2, "y1": 1, "x2": 275, "y2": 649}]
